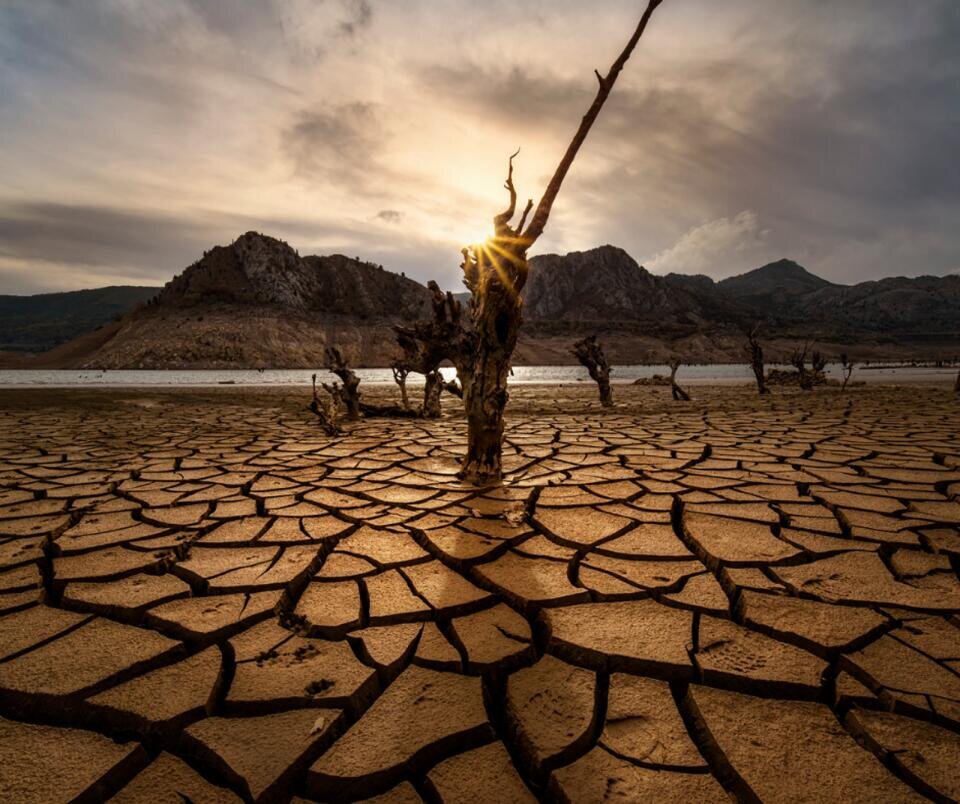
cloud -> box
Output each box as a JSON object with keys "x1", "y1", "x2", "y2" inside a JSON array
[
  {"x1": 0, "y1": 202, "x2": 215, "y2": 277},
  {"x1": 276, "y1": 0, "x2": 374, "y2": 55},
  {"x1": 0, "y1": 0, "x2": 958, "y2": 293},
  {"x1": 280, "y1": 102, "x2": 383, "y2": 183},
  {"x1": 646, "y1": 211, "x2": 773, "y2": 277},
  {"x1": 375, "y1": 209, "x2": 404, "y2": 223},
  {"x1": 0, "y1": 200, "x2": 372, "y2": 289}
]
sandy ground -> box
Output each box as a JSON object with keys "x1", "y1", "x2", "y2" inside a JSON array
[{"x1": 0, "y1": 383, "x2": 958, "y2": 802}]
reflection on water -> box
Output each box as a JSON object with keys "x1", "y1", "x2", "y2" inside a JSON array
[{"x1": 0, "y1": 364, "x2": 956, "y2": 387}]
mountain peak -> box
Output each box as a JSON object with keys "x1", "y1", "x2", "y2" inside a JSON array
[
  {"x1": 755, "y1": 258, "x2": 827, "y2": 281},
  {"x1": 718, "y1": 258, "x2": 834, "y2": 299}
]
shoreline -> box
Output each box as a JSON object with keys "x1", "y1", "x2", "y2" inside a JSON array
[{"x1": 0, "y1": 364, "x2": 956, "y2": 390}]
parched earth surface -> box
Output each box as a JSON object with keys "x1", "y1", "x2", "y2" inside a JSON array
[{"x1": 0, "y1": 384, "x2": 959, "y2": 803}]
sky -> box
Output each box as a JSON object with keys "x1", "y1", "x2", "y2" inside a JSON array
[{"x1": 0, "y1": 0, "x2": 958, "y2": 295}]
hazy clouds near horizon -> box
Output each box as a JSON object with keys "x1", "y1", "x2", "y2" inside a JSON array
[{"x1": 0, "y1": 0, "x2": 958, "y2": 294}]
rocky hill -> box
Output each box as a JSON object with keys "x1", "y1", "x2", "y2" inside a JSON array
[
  {"x1": 155, "y1": 231, "x2": 431, "y2": 319},
  {"x1": 11, "y1": 233, "x2": 433, "y2": 369},
  {"x1": 4, "y1": 234, "x2": 958, "y2": 368},
  {"x1": 525, "y1": 245, "x2": 699, "y2": 322}
]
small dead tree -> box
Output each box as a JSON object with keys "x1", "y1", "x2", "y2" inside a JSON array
[
  {"x1": 394, "y1": 281, "x2": 468, "y2": 417},
  {"x1": 324, "y1": 347, "x2": 362, "y2": 419},
  {"x1": 791, "y1": 345, "x2": 812, "y2": 391},
  {"x1": 791, "y1": 343, "x2": 827, "y2": 391},
  {"x1": 308, "y1": 373, "x2": 340, "y2": 436},
  {"x1": 391, "y1": 363, "x2": 410, "y2": 409},
  {"x1": 572, "y1": 334, "x2": 613, "y2": 406},
  {"x1": 746, "y1": 324, "x2": 769, "y2": 396},
  {"x1": 811, "y1": 350, "x2": 828, "y2": 383},
  {"x1": 669, "y1": 360, "x2": 691, "y2": 401},
  {"x1": 839, "y1": 353, "x2": 855, "y2": 392}
]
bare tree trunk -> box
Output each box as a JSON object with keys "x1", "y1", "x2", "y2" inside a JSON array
[
  {"x1": 391, "y1": 363, "x2": 410, "y2": 409},
  {"x1": 670, "y1": 360, "x2": 691, "y2": 402},
  {"x1": 308, "y1": 373, "x2": 340, "y2": 436},
  {"x1": 840, "y1": 353, "x2": 855, "y2": 392},
  {"x1": 811, "y1": 350, "x2": 827, "y2": 387},
  {"x1": 457, "y1": 311, "x2": 515, "y2": 482},
  {"x1": 324, "y1": 347, "x2": 362, "y2": 419},
  {"x1": 573, "y1": 335, "x2": 613, "y2": 406},
  {"x1": 456, "y1": 0, "x2": 666, "y2": 483},
  {"x1": 422, "y1": 371, "x2": 443, "y2": 418},
  {"x1": 791, "y1": 344, "x2": 812, "y2": 391},
  {"x1": 747, "y1": 324, "x2": 769, "y2": 396}
]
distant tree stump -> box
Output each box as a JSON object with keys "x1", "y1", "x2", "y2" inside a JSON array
[
  {"x1": 747, "y1": 324, "x2": 769, "y2": 396},
  {"x1": 791, "y1": 345, "x2": 813, "y2": 391},
  {"x1": 573, "y1": 335, "x2": 613, "y2": 406},
  {"x1": 394, "y1": 281, "x2": 469, "y2": 419},
  {"x1": 792, "y1": 343, "x2": 827, "y2": 391},
  {"x1": 325, "y1": 347, "x2": 362, "y2": 420},
  {"x1": 840, "y1": 353, "x2": 855, "y2": 392},
  {"x1": 391, "y1": 363, "x2": 410, "y2": 409},
  {"x1": 423, "y1": 370, "x2": 443, "y2": 418},
  {"x1": 309, "y1": 373, "x2": 340, "y2": 436},
  {"x1": 670, "y1": 360, "x2": 691, "y2": 401}
]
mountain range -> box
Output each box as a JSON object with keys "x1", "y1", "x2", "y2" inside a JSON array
[
  {"x1": 0, "y1": 286, "x2": 157, "y2": 353},
  {"x1": 2, "y1": 232, "x2": 958, "y2": 368}
]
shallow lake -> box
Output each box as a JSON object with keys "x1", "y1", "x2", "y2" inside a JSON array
[{"x1": 0, "y1": 364, "x2": 955, "y2": 387}]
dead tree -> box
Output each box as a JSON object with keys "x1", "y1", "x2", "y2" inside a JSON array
[
  {"x1": 308, "y1": 373, "x2": 340, "y2": 436},
  {"x1": 840, "y1": 353, "x2": 855, "y2": 392},
  {"x1": 387, "y1": 0, "x2": 665, "y2": 481},
  {"x1": 324, "y1": 347, "x2": 362, "y2": 419},
  {"x1": 791, "y1": 345, "x2": 812, "y2": 391},
  {"x1": 446, "y1": 0, "x2": 666, "y2": 482},
  {"x1": 669, "y1": 360, "x2": 691, "y2": 401},
  {"x1": 423, "y1": 370, "x2": 443, "y2": 418},
  {"x1": 572, "y1": 335, "x2": 613, "y2": 406},
  {"x1": 954, "y1": 368, "x2": 959, "y2": 395},
  {"x1": 746, "y1": 324, "x2": 769, "y2": 396},
  {"x1": 391, "y1": 363, "x2": 411, "y2": 409},
  {"x1": 394, "y1": 281, "x2": 468, "y2": 417},
  {"x1": 811, "y1": 350, "x2": 828, "y2": 382}
]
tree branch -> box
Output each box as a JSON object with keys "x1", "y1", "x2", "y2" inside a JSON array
[
  {"x1": 493, "y1": 148, "x2": 521, "y2": 233},
  {"x1": 523, "y1": 0, "x2": 665, "y2": 245},
  {"x1": 516, "y1": 199, "x2": 533, "y2": 234}
]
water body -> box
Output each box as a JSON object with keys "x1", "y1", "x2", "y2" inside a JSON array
[{"x1": 0, "y1": 364, "x2": 955, "y2": 387}]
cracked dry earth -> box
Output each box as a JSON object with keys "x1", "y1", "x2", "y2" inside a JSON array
[{"x1": 1, "y1": 386, "x2": 959, "y2": 803}]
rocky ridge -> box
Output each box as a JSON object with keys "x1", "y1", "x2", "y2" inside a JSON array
[{"x1": 3, "y1": 233, "x2": 959, "y2": 367}]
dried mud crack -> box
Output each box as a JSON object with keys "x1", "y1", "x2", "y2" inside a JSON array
[{"x1": 0, "y1": 384, "x2": 958, "y2": 802}]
